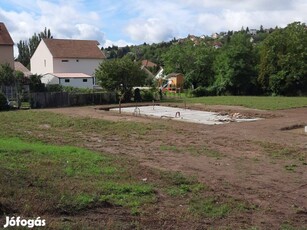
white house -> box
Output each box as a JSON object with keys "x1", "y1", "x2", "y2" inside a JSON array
[
  {"x1": 30, "y1": 38, "x2": 105, "y2": 76},
  {"x1": 248, "y1": 29, "x2": 257, "y2": 36},
  {"x1": 41, "y1": 73, "x2": 95, "y2": 89}
]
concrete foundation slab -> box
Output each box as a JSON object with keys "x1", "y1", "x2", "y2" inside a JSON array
[{"x1": 111, "y1": 106, "x2": 262, "y2": 125}]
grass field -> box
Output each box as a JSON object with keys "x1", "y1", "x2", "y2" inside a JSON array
[
  {"x1": 0, "y1": 96, "x2": 306, "y2": 229},
  {"x1": 0, "y1": 110, "x2": 249, "y2": 229},
  {"x1": 0, "y1": 137, "x2": 156, "y2": 215},
  {"x1": 166, "y1": 95, "x2": 307, "y2": 110}
]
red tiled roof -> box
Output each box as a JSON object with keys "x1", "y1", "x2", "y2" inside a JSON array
[
  {"x1": 142, "y1": 60, "x2": 157, "y2": 68},
  {"x1": 43, "y1": 38, "x2": 106, "y2": 59},
  {"x1": 0, "y1": 22, "x2": 14, "y2": 45}
]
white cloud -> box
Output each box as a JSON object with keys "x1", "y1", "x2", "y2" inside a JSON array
[
  {"x1": 125, "y1": 18, "x2": 174, "y2": 44},
  {"x1": 103, "y1": 39, "x2": 133, "y2": 48},
  {"x1": 122, "y1": 0, "x2": 306, "y2": 42},
  {"x1": 0, "y1": 0, "x2": 306, "y2": 57},
  {"x1": 74, "y1": 24, "x2": 105, "y2": 43},
  {"x1": 184, "y1": 0, "x2": 295, "y2": 11},
  {"x1": 0, "y1": 0, "x2": 108, "y2": 57}
]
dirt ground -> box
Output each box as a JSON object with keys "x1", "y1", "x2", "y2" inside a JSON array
[{"x1": 43, "y1": 103, "x2": 307, "y2": 229}]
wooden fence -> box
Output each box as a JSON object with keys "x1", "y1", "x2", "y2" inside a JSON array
[
  {"x1": 1, "y1": 85, "x2": 18, "y2": 101},
  {"x1": 30, "y1": 92, "x2": 116, "y2": 108}
]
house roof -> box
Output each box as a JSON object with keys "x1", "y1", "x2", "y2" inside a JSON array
[
  {"x1": 45, "y1": 73, "x2": 93, "y2": 79},
  {"x1": 43, "y1": 39, "x2": 106, "y2": 59},
  {"x1": 0, "y1": 22, "x2": 14, "y2": 45},
  {"x1": 142, "y1": 60, "x2": 157, "y2": 68},
  {"x1": 14, "y1": 61, "x2": 32, "y2": 77},
  {"x1": 167, "y1": 73, "x2": 183, "y2": 78}
]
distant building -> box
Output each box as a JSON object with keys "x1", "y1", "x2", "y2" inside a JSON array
[
  {"x1": 41, "y1": 73, "x2": 95, "y2": 89},
  {"x1": 248, "y1": 29, "x2": 257, "y2": 36},
  {"x1": 141, "y1": 59, "x2": 159, "y2": 78},
  {"x1": 213, "y1": 41, "x2": 223, "y2": 49},
  {"x1": 0, "y1": 22, "x2": 14, "y2": 69},
  {"x1": 211, "y1": 33, "x2": 219, "y2": 39},
  {"x1": 31, "y1": 38, "x2": 106, "y2": 76},
  {"x1": 141, "y1": 60, "x2": 157, "y2": 69},
  {"x1": 161, "y1": 73, "x2": 184, "y2": 93}
]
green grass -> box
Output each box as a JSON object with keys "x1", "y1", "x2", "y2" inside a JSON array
[
  {"x1": 258, "y1": 142, "x2": 306, "y2": 162},
  {"x1": 256, "y1": 141, "x2": 307, "y2": 172},
  {"x1": 0, "y1": 110, "x2": 159, "y2": 145},
  {"x1": 189, "y1": 197, "x2": 249, "y2": 219},
  {"x1": 159, "y1": 144, "x2": 223, "y2": 159},
  {"x1": 187, "y1": 146, "x2": 224, "y2": 158},
  {"x1": 159, "y1": 145, "x2": 181, "y2": 152},
  {"x1": 167, "y1": 96, "x2": 307, "y2": 110},
  {"x1": 0, "y1": 137, "x2": 155, "y2": 216},
  {"x1": 189, "y1": 197, "x2": 232, "y2": 218},
  {"x1": 280, "y1": 223, "x2": 307, "y2": 230},
  {"x1": 284, "y1": 164, "x2": 298, "y2": 172},
  {"x1": 161, "y1": 171, "x2": 206, "y2": 197},
  {"x1": 0, "y1": 110, "x2": 256, "y2": 227}
]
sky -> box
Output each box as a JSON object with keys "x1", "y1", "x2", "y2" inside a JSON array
[{"x1": 0, "y1": 0, "x2": 306, "y2": 57}]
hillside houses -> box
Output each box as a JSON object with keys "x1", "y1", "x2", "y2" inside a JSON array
[{"x1": 31, "y1": 38, "x2": 106, "y2": 89}]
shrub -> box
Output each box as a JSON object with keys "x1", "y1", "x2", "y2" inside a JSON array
[
  {"x1": 0, "y1": 92, "x2": 9, "y2": 111},
  {"x1": 141, "y1": 89, "x2": 155, "y2": 101},
  {"x1": 191, "y1": 86, "x2": 217, "y2": 97},
  {"x1": 62, "y1": 86, "x2": 93, "y2": 94},
  {"x1": 46, "y1": 84, "x2": 63, "y2": 92}
]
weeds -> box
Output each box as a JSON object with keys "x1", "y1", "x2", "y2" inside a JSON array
[
  {"x1": 189, "y1": 197, "x2": 250, "y2": 219},
  {"x1": 159, "y1": 144, "x2": 223, "y2": 159},
  {"x1": 284, "y1": 164, "x2": 298, "y2": 172},
  {"x1": 189, "y1": 197, "x2": 231, "y2": 218},
  {"x1": 0, "y1": 137, "x2": 155, "y2": 216},
  {"x1": 159, "y1": 171, "x2": 206, "y2": 198},
  {"x1": 257, "y1": 141, "x2": 306, "y2": 162}
]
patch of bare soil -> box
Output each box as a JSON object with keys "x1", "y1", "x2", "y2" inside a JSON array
[{"x1": 42, "y1": 104, "x2": 307, "y2": 229}]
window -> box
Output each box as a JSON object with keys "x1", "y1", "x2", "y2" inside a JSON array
[
  {"x1": 62, "y1": 60, "x2": 69, "y2": 62},
  {"x1": 64, "y1": 79, "x2": 70, "y2": 83},
  {"x1": 83, "y1": 79, "x2": 88, "y2": 82}
]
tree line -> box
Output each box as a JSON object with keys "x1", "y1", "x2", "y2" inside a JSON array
[
  {"x1": 103, "y1": 22, "x2": 306, "y2": 96},
  {"x1": 165, "y1": 22, "x2": 307, "y2": 96},
  {"x1": 11, "y1": 22, "x2": 307, "y2": 98}
]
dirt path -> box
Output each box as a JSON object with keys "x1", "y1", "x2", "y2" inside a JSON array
[{"x1": 43, "y1": 104, "x2": 307, "y2": 228}]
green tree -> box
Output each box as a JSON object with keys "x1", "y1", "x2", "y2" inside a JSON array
[
  {"x1": 162, "y1": 41, "x2": 216, "y2": 88},
  {"x1": 17, "y1": 28, "x2": 53, "y2": 68},
  {"x1": 258, "y1": 22, "x2": 307, "y2": 95},
  {"x1": 29, "y1": 74, "x2": 45, "y2": 92},
  {"x1": 95, "y1": 57, "x2": 146, "y2": 102},
  {"x1": 0, "y1": 63, "x2": 15, "y2": 86},
  {"x1": 0, "y1": 92, "x2": 9, "y2": 110},
  {"x1": 16, "y1": 41, "x2": 30, "y2": 68},
  {"x1": 214, "y1": 32, "x2": 258, "y2": 95}
]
